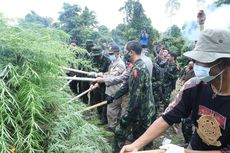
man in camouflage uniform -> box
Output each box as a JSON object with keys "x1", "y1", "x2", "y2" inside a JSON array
[
  {"x1": 162, "y1": 51, "x2": 178, "y2": 110},
  {"x1": 89, "y1": 46, "x2": 111, "y2": 124},
  {"x1": 110, "y1": 41, "x2": 156, "y2": 153},
  {"x1": 67, "y1": 40, "x2": 91, "y2": 103},
  {"x1": 151, "y1": 62, "x2": 163, "y2": 113}
]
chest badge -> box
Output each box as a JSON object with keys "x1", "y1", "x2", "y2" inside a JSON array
[{"x1": 197, "y1": 115, "x2": 222, "y2": 146}]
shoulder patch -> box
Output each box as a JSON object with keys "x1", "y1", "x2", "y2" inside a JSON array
[{"x1": 134, "y1": 69, "x2": 138, "y2": 78}]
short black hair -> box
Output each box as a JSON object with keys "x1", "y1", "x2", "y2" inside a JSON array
[
  {"x1": 126, "y1": 40, "x2": 142, "y2": 55},
  {"x1": 169, "y1": 51, "x2": 177, "y2": 60},
  {"x1": 70, "y1": 39, "x2": 79, "y2": 45}
]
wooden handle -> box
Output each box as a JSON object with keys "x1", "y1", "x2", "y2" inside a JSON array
[
  {"x1": 59, "y1": 75, "x2": 76, "y2": 90},
  {"x1": 68, "y1": 83, "x2": 99, "y2": 103},
  {"x1": 128, "y1": 149, "x2": 165, "y2": 153},
  {"x1": 59, "y1": 76, "x2": 96, "y2": 82},
  {"x1": 61, "y1": 67, "x2": 90, "y2": 75},
  {"x1": 79, "y1": 101, "x2": 107, "y2": 113}
]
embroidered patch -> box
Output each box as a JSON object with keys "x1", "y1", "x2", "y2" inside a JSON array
[
  {"x1": 197, "y1": 115, "x2": 222, "y2": 146},
  {"x1": 134, "y1": 69, "x2": 138, "y2": 78}
]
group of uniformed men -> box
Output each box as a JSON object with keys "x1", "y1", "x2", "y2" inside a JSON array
[{"x1": 68, "y1": 39, "x2": 179, "y2": 152}]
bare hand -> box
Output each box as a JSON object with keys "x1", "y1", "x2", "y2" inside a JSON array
[
  {"x1": 120, "y1": 144, "x2": 138, "y2": 153},
  {"x1": 95, "y1": 77, "x2": 105, "y2": 83}
]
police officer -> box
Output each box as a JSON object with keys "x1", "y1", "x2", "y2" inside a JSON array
[{"x1": 103, "y1": 44, "x2": 126, "y2": 131}]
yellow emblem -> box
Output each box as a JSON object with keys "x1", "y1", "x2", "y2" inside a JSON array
[{"x1": 197, "y1": 115, "x2": 222, "y2": 146}]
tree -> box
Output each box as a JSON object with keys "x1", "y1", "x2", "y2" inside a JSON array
[
  {"x1": 165, "y1": 0, "x2": 180, "y2": 24},
  {"x1": 119, "y1": 0, "x2": 159, "y2": 45},
  {"x1": 57, "y1": 3, "x2": 112, "y2": 46},
  {"x1": 215, "y1": 0, "x2": 230, "y2": 6},
  {"x1": 165, "y1": 25, "x2": 181, "y2": 38},
  {"x1": 111, "y1": 24, "x2": 127, "y2": 47},
  {"x1": 78, "y1": 7, "x2": 98, "y2": 28},
  {"x1": 58, "y1": 3, "x2": 100, "y2": 45},
  {"x1": 21, "y1": 11, "x2": 53, "y2": 27}
]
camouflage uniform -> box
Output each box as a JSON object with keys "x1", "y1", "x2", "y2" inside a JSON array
[
  {"x1": 90, "y1": 48, "x2": 111, "y2": 124},
  {"x1": 162, "y1": 61, "x2": 178, "y2": 109},
  {"x1": 112, "y1": 59, "x2": 156, "y2": 153},
  {"x1": 152, "y1": 62, "x2": 163, "y2": 113},
  {"x1": 67, "y1": 46, "x2": 91, "y2": 103}
]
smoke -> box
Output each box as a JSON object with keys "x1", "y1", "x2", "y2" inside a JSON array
[
  {"x1": 182, "y1": 3, "x2": 230, "y2": 42},
  {"x1": 205, "y1": 4, "x2": 230, "y2": 29},
  {"x1": 182, "y1": 21, "x2": 199, "y2": 41}
]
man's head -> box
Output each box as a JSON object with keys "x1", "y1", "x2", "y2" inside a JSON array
[
  {"x1": 184, "y1": 29, "x2": 230, "y2": 83},
  {"x1": 125, "y1": 41, "x2": 142, "y2": 63},
  {"x1": 163, "y1": 49, "x2": 169, "y2": 57},
  {"x1": 108, "y1": 43, "x2": 120, "y2": 62},
  {"x1": 184, "y1": 29, "x2": 230, "y2": 64},
  {"x1": 188, "y1": 61, "x2": 194, "y2": 69},
  {"x1": 167, "y1": 51, "x2": 177, "y2": 63},
  {"x1": 70, "y1": 40, "x2": 78, "y2": 47},
  {"x1": 85, "y1": 40, "x2": 94, "y2": 52},
  {"x1": 91, "y1": 46, "x2": 102, "y2": 57}
]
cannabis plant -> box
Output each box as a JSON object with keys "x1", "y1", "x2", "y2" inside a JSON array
[{"x1": 0, "y1": 15, "x2": 111, "y2": 153}]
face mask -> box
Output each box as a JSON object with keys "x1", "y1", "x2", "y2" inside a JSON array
[
  {"x1": 193, "y1": 62, "x2": 223, "y2": 83},
  {"x1": 124, "y1": 52, "x2": 131, "y2": 63},
  {"x1": 109, "y1": 55, "x2": 116, "y2": 62}
]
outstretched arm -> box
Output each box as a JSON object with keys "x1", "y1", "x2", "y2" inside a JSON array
[{"x1": 120, "y1": 117, "x2": 170, "y2": 153}]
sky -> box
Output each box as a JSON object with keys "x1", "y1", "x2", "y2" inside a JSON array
[{"x1": 0, "y1": 0, "x2": 229, "y2": 33}]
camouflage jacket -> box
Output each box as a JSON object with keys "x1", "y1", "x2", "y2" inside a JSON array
[
  {"x1": 163, "y1": 61, "x2": 178, "y2": 87},
  {"x1": 114, "y1": 59, "x2": 155, "y2": 122},
  {"x1": 91, "y1": 55, "x2": 111, "y2": 73}
]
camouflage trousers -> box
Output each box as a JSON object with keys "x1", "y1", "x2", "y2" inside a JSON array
[
  {"x1": 162, "y1": 86, "x2": 173, "y2": 110},
  {"x1": 112, "y1": 117, "x2": 155, "y2": 153},
  {"x1": 153, "y1": 86, "x2": 163, "y2": 113}
]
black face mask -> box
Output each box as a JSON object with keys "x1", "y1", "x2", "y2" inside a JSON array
[{"x1": 124, "y1": 52, "x2": 131, "y2": 63}]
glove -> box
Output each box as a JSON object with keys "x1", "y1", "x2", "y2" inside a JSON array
[
  {"x1": 107, "y1": 96, "x2": 114, "y2": 104},
  {"x1": 88, "y1": 72, "x2": 97, "y2": 78},
  {"x1": 159, "y1": 144, "x2": 184, "y2": 153}
]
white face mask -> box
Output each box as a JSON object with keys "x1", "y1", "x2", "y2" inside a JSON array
[
  {"x1": 193, "y1": 62, "x2": 223, "y2": 83},
  {"x1": 193, "y1": 64, "x2": 210, "y2": 78},
  {"x1": 108, "y1": 55, "x2": 116, "y2": 62}
]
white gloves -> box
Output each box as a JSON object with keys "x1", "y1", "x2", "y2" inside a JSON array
[
  {"x1": 88, "y1": 72, "x2": 97, "y2": 78},
  {"x1": 160, "y1": 144, "x2": 184, "y2": 153}
]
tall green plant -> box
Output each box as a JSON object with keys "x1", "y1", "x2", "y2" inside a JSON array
[{"x1": 0, "y1": 16, "x2": 111, "y2": 153}]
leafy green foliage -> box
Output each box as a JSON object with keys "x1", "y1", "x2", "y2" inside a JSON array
[
  {"x1": 48, "y1": 103, "x2": 111, "y2": 153},
  {"x1": 165, "y1": 0, "x2": 180, "y2": 23},
  {"x1": 119, "y1": 0, "x2": 159, "y2": 43},
  {"x1": 215, "y1": 0, "x2": 230, "y2": 6},
  {"x1": 0, "y1": 16, "x2": 111, "y2": 153},
  {"x1": 20, "y1": 11, "x2": 53, "y2": 27},
  {"x1": 58, "y1": 3, "x2": 106, "y2": 45}
]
